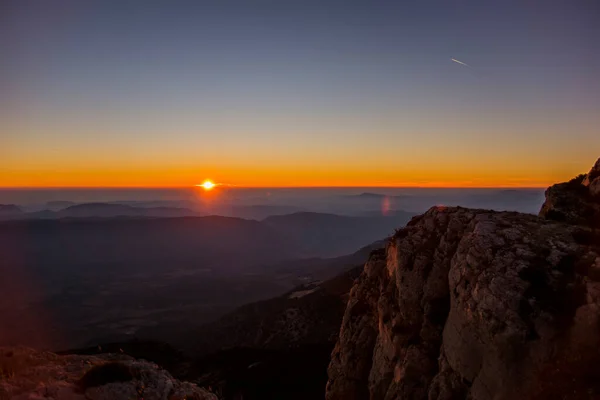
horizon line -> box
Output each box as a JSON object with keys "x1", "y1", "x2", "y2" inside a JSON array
[{"x1": 0, "y1": 184, "x2": 550, "y2": 190}]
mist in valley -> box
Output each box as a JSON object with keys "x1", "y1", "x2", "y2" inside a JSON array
[{"x1": 0, "y1": 187, "x2": 544, "y2": 351}]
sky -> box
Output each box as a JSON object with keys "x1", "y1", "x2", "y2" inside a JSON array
[{"x1": 1, "y1": 0, "x2": 599, "y2": 188}]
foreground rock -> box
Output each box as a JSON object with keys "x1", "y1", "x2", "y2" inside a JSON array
[
  {"x1": 326, "y1": 159, "x2": 600, "y2": 400},
  {"x1": 0, "y1": 347, "x2": 217, "y2": 400}
]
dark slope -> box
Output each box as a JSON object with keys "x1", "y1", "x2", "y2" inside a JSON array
[
  {"x1": 186, "y1": 265, "x2": 364, "y2": 356},
  {"x1": 135, "y1": 239, "x2": 385, "y2": 347},
  {"x1": 184, "y1": 265, "x2": 369, "y2": 400},
  {"x1": 255, "y1": 238, "x2": 386, "y2": 283}
]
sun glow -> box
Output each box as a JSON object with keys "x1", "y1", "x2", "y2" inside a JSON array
[{"x1": 198, "y1": 180, "x2": 216, "y2": 190}]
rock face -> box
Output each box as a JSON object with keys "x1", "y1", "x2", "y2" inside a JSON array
[
  {"x1": 0, "y1": 347, "x2": 217, "y2": 400},
  {"x1": 540, "y1": 157, "x2": 600, "y2": 228},
  {"x1": 582, "y1": 158, "x2": 600, "y2": 195},
  {"x1": 326, "y1": 159, "x2": 600, "y2": 400}
]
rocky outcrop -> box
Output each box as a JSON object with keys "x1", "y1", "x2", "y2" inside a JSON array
[
  {"x1": 0, "y1": 347, "x2": 217, "y2": 400},
  {"x1": 583, "y1": 158, "x2": 600, "y2": 196},
  {"x1": 326, "y1": 159, "x2": 600, "y2": 400},
  {"x1": 540, "y1": 158, "x2": 600, "y2": 228}
]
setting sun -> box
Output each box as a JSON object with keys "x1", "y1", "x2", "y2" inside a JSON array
[{"x1": 199, "y1": 180, "x2": 216, "y2": 190}]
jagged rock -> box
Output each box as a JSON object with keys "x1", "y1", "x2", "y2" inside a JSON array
[
  {"x1": 0, "y1": 347, "x2": 217, "y2": 400},
  {"x1": 326, "y1": 159, "x2": 600, "y2": 400},
  {"x1": 582, "y1": 158, "x2": 600, "y2": 186},
  {"x1": 583, "y1": 158, "x2": 600, "y2": 198},
  {"x1": 540, "y1": 157, "x2": 600, "y2": 228}
]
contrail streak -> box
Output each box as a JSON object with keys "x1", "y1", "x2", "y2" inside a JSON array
[{"x1": 451, "y1": 58, "x2": 470, "y2": 67}]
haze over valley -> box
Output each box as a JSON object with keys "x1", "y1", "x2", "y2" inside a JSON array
[{"x1": 0, "y1": 187, "x2": 544, "y2": 352}]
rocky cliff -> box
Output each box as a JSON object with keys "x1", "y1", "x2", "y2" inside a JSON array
[
  {"x1": 326, "y1": 159, "x2": 600, "y2": 400},
  {"x1": 540, "y1": 158, "x2": 600, "y2": 229},
  {"x1": 0, "y1": 347, "x2": 217, "y2": 400}
]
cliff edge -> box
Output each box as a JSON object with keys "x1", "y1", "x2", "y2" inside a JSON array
[
  {"x1": 326, "y1": 159, "x2": 600, "y2": 400},
  {"x1": 540, "y1": 158, "x2": 600, "y2": 228}
]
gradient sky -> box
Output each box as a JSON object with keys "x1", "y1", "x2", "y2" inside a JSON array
[{"x1": 1, "y1": 0, "x2": 599, "y2": 187}]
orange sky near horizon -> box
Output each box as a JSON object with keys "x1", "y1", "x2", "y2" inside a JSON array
[
  {"x1": 3, "y1": 125, "x2": 596, "y2": 189},
  {"x1": 0, "y1": 158, "x2": 590, "y2": 188}
]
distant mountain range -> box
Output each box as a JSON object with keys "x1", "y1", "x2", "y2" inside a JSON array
[
  {"x1": 0, "y1": 211, "x2": 412, "y2": 351},
  {"x1": 342, "y1": 189, "x2": 545, "y2": 214},
  {"x1": 0, "y1": 204, "x2": 23, "y2": 216},
  {"x1": 0, "y1": 202, "x2": 307, "y2": 221},
  {"x1": 0, "y1": 202, "x2": 199, "y2": 219}
]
